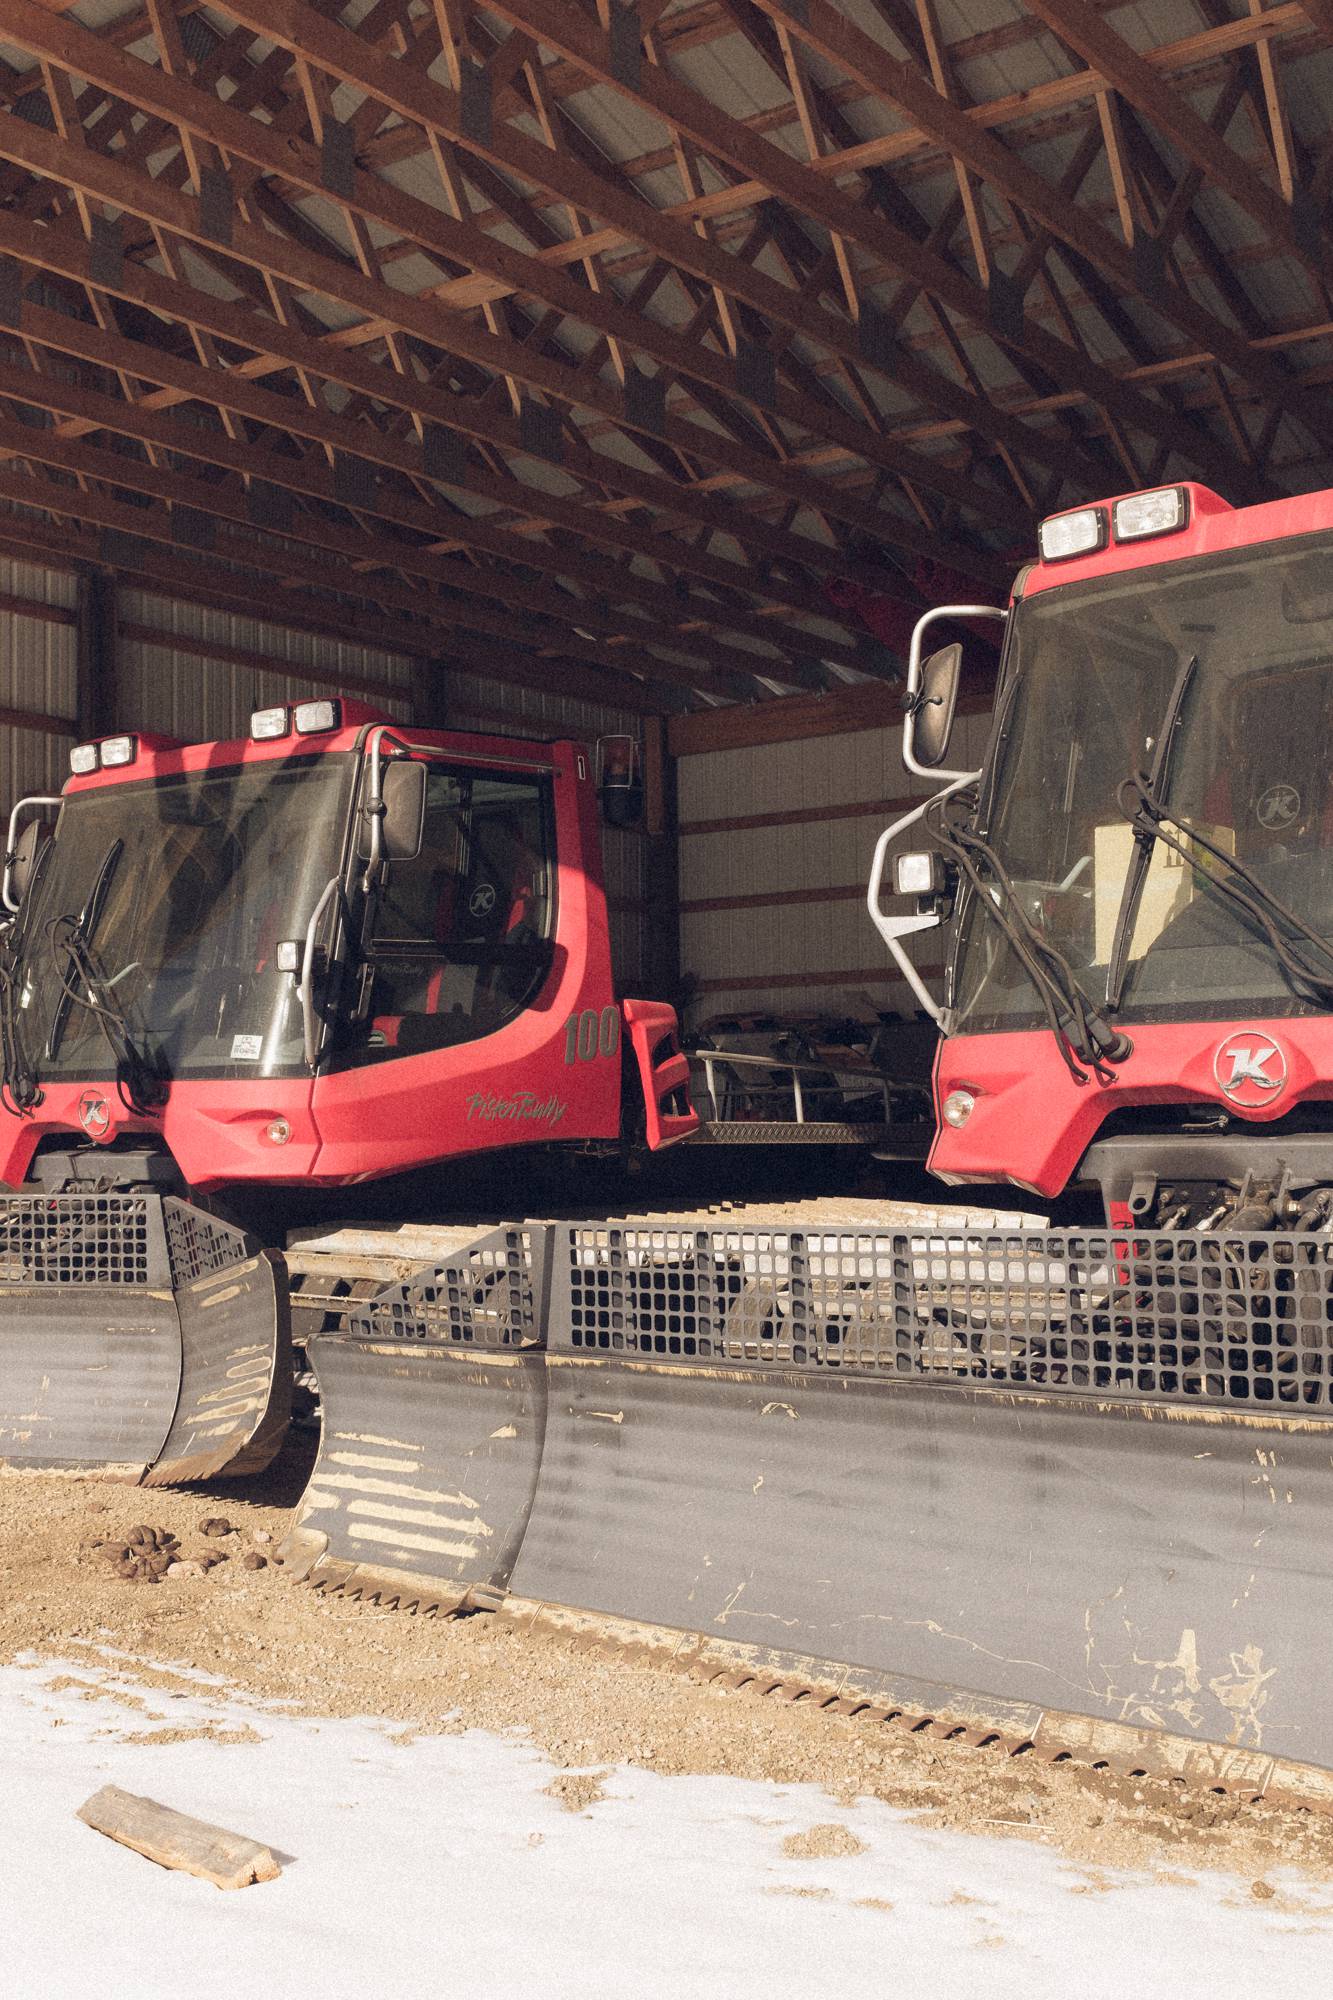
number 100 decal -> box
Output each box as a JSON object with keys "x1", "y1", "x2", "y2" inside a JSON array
[{"x1": 564, "y1": 1005, "x2": 621, "y2": 1064}]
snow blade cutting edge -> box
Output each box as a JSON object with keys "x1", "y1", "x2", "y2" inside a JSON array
[
  {"x1": 501, "y1": 1219, "x2": 1333, "y2": 1808},
  {"x1": 280, "y1": 1224, "x2": 551, "y2": 1611},
  {"x1": 0, "y1": 1191, "x2": 289, "y2": 1483}
]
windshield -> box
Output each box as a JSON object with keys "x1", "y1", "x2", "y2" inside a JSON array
[
  {"x1": 953, "y1": 533, "x2": 1333, "y2": 1031},
  {"x1": 12, "y1": 755, "x2": 353, "y2": 1081}
]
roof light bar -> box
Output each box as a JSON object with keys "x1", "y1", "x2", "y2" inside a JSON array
[
  {"x1": 69, "y1": 743, "x2": 98, "y2": 776},
  {"x1": 294, "y1": 699, "x2": 339, "y2": 734},
  {"x1": 250, "y1": 706, "x2": 289, "y2": 740},
  {"x1": 1037, "y1": 506, "x2": 1107, "y2": 563},
  {"x1": 99, "y1": 735, "x2": 136, "y2": 768},
  {"x1": 1113, "y1": 485, "x2": 1189, "y2": 543}
]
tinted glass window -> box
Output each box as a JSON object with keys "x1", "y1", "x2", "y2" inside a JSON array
[
  {"x1": 14, "y1": 756, "x2": 353, "y2": 1080},
  {"x1": 340, "y1": 767, "x2": 555, "y2": 1062},
  {"x1": 953, "y1": 536, "x2": 1333, "y2": 1031}
]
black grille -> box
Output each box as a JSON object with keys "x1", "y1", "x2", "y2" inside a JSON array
[
  {"x1": 349, "y1": 1227, "x2": 544, "y2": 1349},
  {"x1": 0, "y1": 1194, "x2": 161, "y2": 1287},
  {"x1": 557, "y1": 1224, "x2": 1333, "y2": 1414}
]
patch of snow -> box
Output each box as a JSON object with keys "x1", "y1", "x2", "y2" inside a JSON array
[{"x1": 3, "y1": 1659, "x2": 1330, "y2": 2000}]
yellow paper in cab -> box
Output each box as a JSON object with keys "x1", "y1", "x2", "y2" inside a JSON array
[{"x1": 1093, "y1": 820, "x2": 1235, "y2": 966}]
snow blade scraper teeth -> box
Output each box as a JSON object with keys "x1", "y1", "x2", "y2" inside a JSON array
[
  {"x1": 0, "y1": 1191, "x2": 290, "y2": 1484},
  {"x1": 278, "y1": 1224, "x2": 550, "y2": 1613},
  {"x1": 484, "y1": 1219, "x2": 1333, "y2": 1811}
]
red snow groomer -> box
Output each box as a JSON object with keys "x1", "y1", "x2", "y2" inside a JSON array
[
  {"x1": 854, "y1": 480, "x2": 1333, "y2": 1799},
  {"x1": 0, "y1": 696, "x2": 921, "y2": 1491},
  {"x1": 0, "y1": 705, "x2": 696, "y2": 1481}
]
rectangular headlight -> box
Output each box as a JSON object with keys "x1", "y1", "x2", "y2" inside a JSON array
[
  {"x1": 250, "y1": 706, "x2": 289, "y2": 740},
  {"x1": 69, "y1": 743, "x2": 99, "y2": 775},
  {"x1": 894, "y1": 850, "x2": 946, "y2": 898},
  {"x1": 99, "y1": 735, "x2": 135, "y2": 767},
  {"x1": 1112, "y1": 486, "x2": 1188, "y2": 543},
  {"x1": 1038, "y1": 506, "x2": 1107, "y2": 563},
  {"x1": 294, "y1": 699, "x2": 339, "y2": 734}
]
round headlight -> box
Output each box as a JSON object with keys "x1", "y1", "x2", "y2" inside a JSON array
[{"x1": 942, "y1": 1089, "x2": 976, "y2": 1129}]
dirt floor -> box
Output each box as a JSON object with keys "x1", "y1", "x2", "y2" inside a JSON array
[{"x1": 2, "y1": 1436, "x2": 1332, "y2": 1893}]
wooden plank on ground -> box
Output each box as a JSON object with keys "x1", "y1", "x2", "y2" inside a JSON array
[{"x1": 77, "y1": 1785, "x2": 281, "y2": 1890}]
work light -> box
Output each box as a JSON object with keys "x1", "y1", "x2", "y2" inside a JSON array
[
  {"x1": 1037, "y1": 506, "x2": 1107, "y2": 563},
  {"x1": 1112, "y1": 486, "x2": 1188, "y2": 543},
  {"x1": 294, "y1": 700, "x2": 340, "y2": 734}
]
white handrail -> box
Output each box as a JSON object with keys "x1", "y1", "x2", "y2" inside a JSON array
[
  {"x1": 300, "y1": 874, "x2": 342, "y2": 1070},
  {"x1": 2, "y1": 795, "x2": 61, "y2": 914},
  {"x1": 866, "y1": 774, "x2": 978, "y2": 1023}
]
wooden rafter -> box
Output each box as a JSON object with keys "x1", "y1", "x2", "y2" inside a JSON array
[{"x1": 0, "y1": 0, "x2": 1329, "y2": 715}]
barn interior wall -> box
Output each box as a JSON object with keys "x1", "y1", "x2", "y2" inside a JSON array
[
  {"x1": 0, "y1": 557, "x2": 78, "y2": 813},
  {"x1": 675, "y1": 707, "x2": 994, "y2": 1035}
]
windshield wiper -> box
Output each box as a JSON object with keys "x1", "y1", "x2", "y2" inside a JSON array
[
  {"x1": 926, "y1": 789, "x2": 1132, "y2": 1085},
  {"x1": 46, "y1": 839, "x2": 165, "y2": 1111},
  {"x1": 46, "y1": 837, "x2": 123, "y2": 1063},
  {"x1": 1105, "y1": 652, "x2": 1198, "y2": 1010},
  {"x1": 1117, "y1": 772, "x2": 1333, "y2": 1006}
]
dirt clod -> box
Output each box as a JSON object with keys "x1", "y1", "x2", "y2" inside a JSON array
[
  {"x1": 199, "y1": 1518, "x2": 232, "y2": 1538},
  {"x1": 240, "y1": 1553, "x2": 267, "y2": 1571},
  {"x1": 1252, "y1": 1879, "x2": 1276, "y2": 1900},
  {"x1": 782, "y1": 1823, "x2": 867, "y2": 1860},
  {"x1": 544, "y1": 1771, "x2": 609, "y2": 1813}
]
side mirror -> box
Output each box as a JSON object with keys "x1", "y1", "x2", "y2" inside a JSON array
[
  {"x1": 597, "y1": 734, "x2": 643, "y2": 830},
  {"x1": 7, "y1": 815, "x2": 51, "y2": 908},
  {"x1": 912, "y1": 642, "x2": 963, "y2": 769},
  {"x1": 357, "y1": 758, "x2": 426, "y2": 861}
]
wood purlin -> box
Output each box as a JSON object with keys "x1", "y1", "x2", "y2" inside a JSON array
[
  {"x1": 0, "y1": 205, "x2": 905, "y2": 621},
  {"x1": 0, "y1": 108, "x2": 883, "y2": 573},
  {"x1": 3, "y1": 0, "x2": 1033, "y2": 552},
  {"x1": 754, "y1": 0, "x2": 1333, "y2": 465},
  {"x1": 476, "y1": 0, "x2": 1285, "y2": 498},
  {"x1": 0, "y1": 480, "x2": 673, "y2": 713},
  {"x1": 2, "y1": 0, "x2": 1332, "y2": 727},
  {"x1": 213, "y1": 0, "x2": 1113, "y2": 500},
  {"x1": 0, "y1": 385, "x2": 777, "y2": 701}
]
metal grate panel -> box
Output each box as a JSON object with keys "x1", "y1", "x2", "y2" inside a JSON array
[
  {"x1": 0, "y1": 1193, "x2": 165, "y2": 1287},
  {"x1": 557, "y1": 1224, "x2": 1333, "y2": 1414},
  {"x1": 347, "y1": 1226, "x2": 546, "y2": 1349},
  {"x1": 164, "y1": 1199, "x2": 248, "y2": 1287}
]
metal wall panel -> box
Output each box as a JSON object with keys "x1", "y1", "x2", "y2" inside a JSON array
[
  {"x1": 678, "y1": 708, "x2": 993, "y2": 1029},
  {"x1": 0, "y1": 556, "x2": 78, "y2": 817},
  {"x1": 116, "y1": 590, "x2": 414, "y2": 743}
]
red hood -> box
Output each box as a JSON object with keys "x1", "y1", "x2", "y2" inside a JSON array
[{"x1": 932, "y1": 1016, "x2": 1333, "y2": 1196}]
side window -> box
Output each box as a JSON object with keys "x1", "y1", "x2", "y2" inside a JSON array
[{"x1": 345, "y1": 768, "x2": 555, "y2": 1062}]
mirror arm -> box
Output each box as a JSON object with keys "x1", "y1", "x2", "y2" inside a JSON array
[
  {"x1": 361, "y1": 724, "x2": 414, "y2": 893},
  {"x1": 904, "y1": 605, "x2": 1007, "y2": 780}
]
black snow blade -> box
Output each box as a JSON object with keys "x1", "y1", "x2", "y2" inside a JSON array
[
  {"x1": 279, "y1": 1223, "x2": 549, "y2": 1611},
  {"x1": 285, "y1": 1213, "x2": 1333, "y2": 1807},
  {"x1": 501, "y1": 1219, "x2": 1333, "y2": 1806},
  {"x1": 0, "y1": 1191, "x2": 289, "y2": 1483}
]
